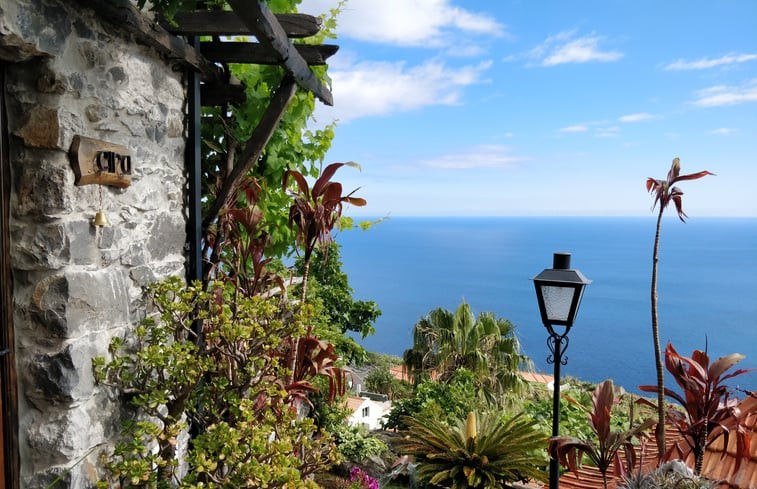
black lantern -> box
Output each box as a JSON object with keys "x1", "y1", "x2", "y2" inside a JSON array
[{"x1": 532, "y1": 252, "x2": 591, "y2": 489}]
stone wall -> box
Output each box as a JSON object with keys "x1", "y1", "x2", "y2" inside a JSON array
[{"x1": 1, "y1": 0, "x2": 188, "y2": 486}]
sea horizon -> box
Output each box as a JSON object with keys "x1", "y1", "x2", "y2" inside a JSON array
[{"x1": 336, "y1": 216, "x2": 757, "y2": 395}]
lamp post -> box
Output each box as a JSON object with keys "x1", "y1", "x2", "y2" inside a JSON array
[{"x1": 532, "y1": 252, "x2": 591, "y2": 489}]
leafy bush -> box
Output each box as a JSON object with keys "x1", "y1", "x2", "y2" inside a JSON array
[
  {"x1": 331, "y1": 425, "x2": 387, "y2": 462},
  {"x1": 383, "y1": 369, "x2": 479, "y2": 430},
  {"x1": 93, "y1": 278, "x2": 341, "y2": 488}
]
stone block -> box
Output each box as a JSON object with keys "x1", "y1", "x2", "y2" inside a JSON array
[
  {"x1": 15, "y1": 162, "x2": 74, "y2": 218},
  {"x1": 11, "y1": 222, "x2": 69, "y2": 270},
  {"x1": 25, "y1": 332, "x2": 106, "y2": 404},
  {"x1": 14, "y1": 105, "x2": 60, "y2": 148},
  {"x1": 147, "y1": 213, "x2": 185, "y2": 261},
  {"x1": 63, "y1": 269, "x2": 131, "y2": 338},
  {"x1": 66, "y1": 220, "x2": 97, "y2": 265}
]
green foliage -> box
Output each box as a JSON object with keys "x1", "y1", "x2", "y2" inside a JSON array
[
  {"x1": 383, "y1": 370, "x2": 479, "y2": 430},
  {"x1": 299, "y1": 242, "x2": 381, "y2": 339},
  {"x1": 522, "y1": 380, "x2": 645, "y2": 442},
  {"x1": 364, "y1": 366, "x2": 412, "y2": 400},
  {"x1": 396, "y1": 411, "x2": 548, "y2": 488},
  {"x1": 403, "y1": 301, "x2": 531, "y2": 402},
  {"x1": 331, "y1": 425, "x2": 388, "y2": 462},
  {"x1": 93, "y1": 278, "x2": 339, "y2": 488},
  {"x1": 550, "y1": 380, "x2": 655, "y2": 489}
]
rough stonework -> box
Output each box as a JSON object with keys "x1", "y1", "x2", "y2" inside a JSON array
[{"x1": 1, "y1": 0, "x2": 188, "y2": 486}]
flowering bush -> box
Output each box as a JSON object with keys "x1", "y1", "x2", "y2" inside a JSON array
[{"x1": 344, "y1": 467, "x2": 379, "y2": 489}]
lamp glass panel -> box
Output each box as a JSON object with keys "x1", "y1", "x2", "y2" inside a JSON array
[{"x1": 540, "y1": 285, "x2": 576, "y2": 322}]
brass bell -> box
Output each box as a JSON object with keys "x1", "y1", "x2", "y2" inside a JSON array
[{"x1": 94, "y1": 210, "x2": 109, "y2": 227}]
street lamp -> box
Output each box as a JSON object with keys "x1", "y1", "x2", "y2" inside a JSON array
[{"x1": 532, "y1": 252, "x2": 591, "y2": 489}]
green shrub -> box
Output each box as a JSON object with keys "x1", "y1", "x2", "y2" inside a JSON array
[{"x1": 331, "y1": 425, "x2": 388, "y2": 462}]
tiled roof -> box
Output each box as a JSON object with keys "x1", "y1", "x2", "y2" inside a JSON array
[
  {"x1": 520, "y1": 371, "x2": 554, "y2": 385},
  {"x1": 536, "y1": 395, "x2": 757, "y2": 489}
]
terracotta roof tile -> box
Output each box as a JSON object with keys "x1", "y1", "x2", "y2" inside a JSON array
[{"x1": 535, "y1": 396, "x2": 757, "y2": 489}]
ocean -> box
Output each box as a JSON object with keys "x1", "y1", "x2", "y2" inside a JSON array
[{"x1": 336, "y1": 217, "x2": 757, "y2": 394}]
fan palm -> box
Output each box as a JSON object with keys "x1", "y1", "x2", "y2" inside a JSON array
[
  {"x1": 403, "y1": 302, "x2": 531, "y2": 400},
  {"x1": 396, "y1": 411, "x2": 548, "y2": 489},
  {"x1": 646, "y1": 157, "x2": 713, "y2": 456}
]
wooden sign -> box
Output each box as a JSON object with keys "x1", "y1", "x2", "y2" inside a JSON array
[{"x1": 69, "y1": 135, "x2": 132, "y2": 188}]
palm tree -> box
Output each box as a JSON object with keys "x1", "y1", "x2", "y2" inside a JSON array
[
  {"x1": 403, "y1": 301, "x2": 531, "y2": 400},
  {"x1": 646, "y1": 157, "x2": 713, "y2": 456}
]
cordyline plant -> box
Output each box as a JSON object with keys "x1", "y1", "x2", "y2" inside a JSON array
[
  {"x1": 646, "y1": 157, "x2": 713, "y2": 456},
  {"x1": 396, "y1": 411, "x2": 548, "y2": 489},
  {"x1": 550, "y1": 379, "x2": 655, "y2": 489},
  {"x1": 284, "y1": 161, "x2": 366, "y2": 303},
  {"x1": 639, "y1": 342, "x2": 756, "y2": 475}
]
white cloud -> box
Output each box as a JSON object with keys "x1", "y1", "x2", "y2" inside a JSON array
[
  {"x1": 618, "y1": 113, "x2": 654, "y2": 122},
  {"x1": 665, "y1": 53, "x2": 757, "y2": 70},
  {"x1": 422, "y1": 144, "x2": 528, "y2": 169},
  {"x1": 299, "y1": 0, "x2": 507, "y2": 46},
  {"x1": 559, "y1": 125, "x2": 589, "y2": 133},
  {"x1": 709, "y1": 127, "x2": 738, "y2": 135},
  {"x1": 316, "y1": 59, "x2": 492, "y2": 123},
  {"x1": 596, "y1": 126, "x2": 620, "y2": 138},
  {"x1": 530, "y1": 31, "x2": 623, "y2": 66},
  {"x1": 691, "y1": 79, "x2": 757, "y2": 107}
]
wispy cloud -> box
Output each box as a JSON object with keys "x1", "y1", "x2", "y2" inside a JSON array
[
  {"x1": 422, "y1": 144, "x2": 528, "y2": 169},
  {"x1": 709, "y1": 127, "x2": 738, "y2": 135},
  {"x1": 299, "y1": 0, "x2": 507, "y2": 47},
  {"x1": 618, "y1": 113, "x2": 654, "y2": 122},
  {"x1": 691, "y1": 79, "x2": 757, "y2": 107},
  {"x1": 529, "y1": 31, "x2": 623, "y2": 66},
  {"x1": 596, "y1": 126, "x2": 620, "y2": 138},
  {"x1": 559, "y1": 125, "x2": 589, "y2": 133},
  {"x1": 316, "y1": 60, "x2": 492, "y2": 123},
  {"x1": 665, "y1": 53, "x2": 757, "y2": 70}
]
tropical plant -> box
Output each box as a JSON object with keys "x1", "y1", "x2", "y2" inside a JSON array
[
  {"x1": 638, "y1": 342, "x2": 755, "y2": 474},
  {"x1": 549, "y1": 379, "x2": 655, "y2": 489},
  {"x1": 364, "y1": 365, "x2": 413, "y2": 400},
  {"x1": 646, "y1": 157, "x2": 713, "y2": 455},
  {"x1": 396, "y1": 411, "x2": 548, "y2": 489},
  {"x1": 402, "y1": 301, "x2": 531, "y2": 402},
  {"x1": 284, "y1": 162, "x2": 366, "y2": 302}
]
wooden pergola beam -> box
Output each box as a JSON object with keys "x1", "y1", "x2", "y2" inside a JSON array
[
  {"x1": 201, "y1": 42, "x2": 338, "y2": 65},
  {"x1": 201, "y1": 82, "x2": 247, "y2": 106},
  {"x1": 168, "y1": 11, "x2": 321, "y2": 38},
  {"x1": 226, "y1": 0, "x2": 333, "y2": 106},
  {"x1": 74, "y1": 0, "x2": 225, "y2": 84}
]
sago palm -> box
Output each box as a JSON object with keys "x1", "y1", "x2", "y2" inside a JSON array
[
  {"x1": 396, "y1": 411, "x2": 548, "y2": 489},
  {"x1": 403, "y1": 301, "x2": 531, "y2": 399},
  {"x1": 646, "y1": 157, "x2": 713, "y2": 456}
]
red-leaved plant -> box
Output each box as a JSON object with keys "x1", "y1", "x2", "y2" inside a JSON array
[
  {"x1": 550, "y1": 379, "x2": 655, "y2": 489},
  {"x1": 639, "y1": 342, "x2": 755, "y2": 474},
  {"x1": 646, "y1": 157, "x2": 714, "y2": 456},
  {"x1": 284, "y1": 162, "x2": 366, "y2": 302}
]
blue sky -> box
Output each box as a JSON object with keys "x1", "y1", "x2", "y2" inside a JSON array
[{"x1": 299, "y1": 0, "x2": 757, "y2": 217}]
